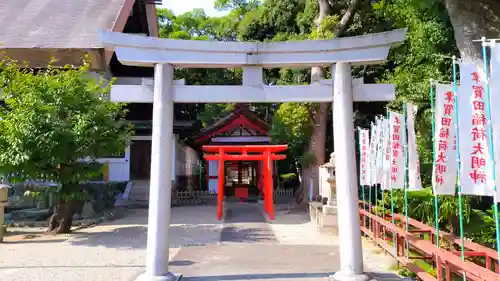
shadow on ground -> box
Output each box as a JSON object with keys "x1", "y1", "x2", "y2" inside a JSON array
[
  {"x1": 180, "y1": 272, "x2": 330, "y2": 280},
  {"x1": 68, "y1": 224, "x2": 222, "y2": 249},
  {"x1": 266, "y1": 204, "x2": 311, "y2": 225},
  {"x1": 177, "y1": 272, "x2": 406, "y2": 281},
  {"x1": 220, "y1": 225, "x2": 276, "y2": 243},
  {"x1": 0, "y1": 265, "x2": 144, "y2": 269}
]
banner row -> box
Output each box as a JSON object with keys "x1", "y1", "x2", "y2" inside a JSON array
[
  {"x1": 358, "y1": 105, "x2": 422, "y2": 191},
  {"x1": 359, "y1": 44, "x2": 500, "y2": 200}
]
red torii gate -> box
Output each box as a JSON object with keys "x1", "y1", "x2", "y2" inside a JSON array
[{"x1": 202, "y1": 145, "x2": 288, "y2": 220}]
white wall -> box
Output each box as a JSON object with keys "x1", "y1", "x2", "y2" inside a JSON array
[
  {"x1": 97, "y1": 135, "x2": 200, "y2": 183},
  {"x1": 108, "y1": 162, "x2": 130, "y2": 181},
  {"x1": 94, "y1": 147, "x2": 131, "y2": 182},
  {"x1": 208, "y1": 160, "x2": 218, "y2": 193}
]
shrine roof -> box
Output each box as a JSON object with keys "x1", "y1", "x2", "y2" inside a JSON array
[
  {"x1": 191, "y1": 104, "x2": 271, "y2": 144},
  {"x1": 0, "y1": 0, "x2": 159, "y2": 69},
  {"x1": 0, "y1": 0, "x2": 130, "y2": 48}
]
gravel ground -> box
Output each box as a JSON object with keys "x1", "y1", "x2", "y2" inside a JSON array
[
  {"x1": 267, "y1": 204, "x2": 397, "y2": 273},
  {"x1": 1, "y1": 203, "x2": 397, "y2": 281},
  {"x1": 1, "y1": 205, "x2": 223, "y2": 281}
]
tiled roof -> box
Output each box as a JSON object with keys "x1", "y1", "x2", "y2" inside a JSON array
[
  {"x1": 0, "y1": 0, "x2": 129, "y2": 48},
  {"x1": 192, "y1": 104, "x2": 271, "y2": 143}
]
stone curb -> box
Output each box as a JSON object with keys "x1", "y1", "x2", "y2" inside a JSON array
[{"x1": 5, "y1": 207, "x2": 125, "y2": 228}]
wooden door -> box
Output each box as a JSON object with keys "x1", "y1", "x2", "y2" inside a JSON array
[{"x1": 130, "y1": 140, "x2": 152, "y2": 180}]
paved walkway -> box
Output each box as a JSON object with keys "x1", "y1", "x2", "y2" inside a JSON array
[
  {"x1": 166, "y1": 203, "x2": 402, "y2": 281},
  {"x1": 1, "y1": 203, "x2": 403, "y2": 281},
  {"x1": 220, "y1": 203, "x2": 277, "y2": 243}
]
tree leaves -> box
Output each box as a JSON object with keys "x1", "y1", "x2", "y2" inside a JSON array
[{"x1": 0, "y1": 58, "x2": 133, "y2": 184}]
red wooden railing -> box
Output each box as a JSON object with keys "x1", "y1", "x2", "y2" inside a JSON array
[{"x1": 358, "y1": 202, "x2": 500, "y2": 281}]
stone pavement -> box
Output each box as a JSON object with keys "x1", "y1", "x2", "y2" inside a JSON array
[
  {"x1": 0, "y1": 206, "x2": 222, "y2": 281},
  {"x1": 164, "y1": 202, "x2": 402, "y2": 281},
  {"x1": 0, "y1": 203, "x2": 403, "y2": 281}
]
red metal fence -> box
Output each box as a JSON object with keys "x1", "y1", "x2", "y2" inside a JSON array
[{"x1": 358, "y1": 202, "x2": 500, "y2": 281}]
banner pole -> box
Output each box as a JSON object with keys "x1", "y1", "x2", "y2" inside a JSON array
[
  {"x1": 362, "y1": 185, "x2": 366, "y2": 228},
  {"x1": 402, "y1": 103, "x2": 410, "y2": 259},
  {"x1": 452, "y1": 56, "x2": 466, "y2": 281},
  {"x1": 480, "y1": 38, "x2": 500, "y2": 270},
  {"x1": 381, "y1": 116, "x2": 386, "y2": 241},
  {"x1": 381, "y1": 112, "x2": 387, "y2": 243},
  {"x1": 374, "y1": 117, "x2": 379, "y2": 238},
  {"x1": 430, "y1": 79, "x2": 440, "y2": 248}
]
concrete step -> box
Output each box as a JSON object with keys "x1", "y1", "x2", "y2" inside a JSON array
[
  {"x1": 127, "y1": 182, "x2": 150, "y2": 202},
  {"x1": 129, "y1": 190, "x2": 149, "y2": 196}
]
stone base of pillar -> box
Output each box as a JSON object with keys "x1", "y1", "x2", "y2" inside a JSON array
[
  {"x1": 320, "y1": 205, "x2": 338, "y2": 227},
  {"x1": 135, "y1": 272, "x2": 182, "y2": 281},
  {"x1": 329, "y1": 272, "x2": 371, "y2": 281}
]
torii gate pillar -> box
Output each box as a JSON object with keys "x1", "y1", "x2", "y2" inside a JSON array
[
  {"x1": 141, "y1": 63, "x2": 178, "y2": 281},
  {"x1": 330, "y1": 63, "x2": 367, "y2": 281}
]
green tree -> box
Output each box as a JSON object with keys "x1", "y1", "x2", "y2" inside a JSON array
[
  {"x1": 371, "y1": 0, "x2": 457, "y2": 186},
  {"x1": 157, "y1": 7, "x2": 244, "y2": 126},
  {"x1": 0, "y1": 58, "x2": 132, "y2": 233},
  {"x1": 443, "y1": 0, "x2": 500, "y2": 66}
]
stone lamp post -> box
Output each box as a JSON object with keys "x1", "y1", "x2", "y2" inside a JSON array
[
  {"x1": 326, "y1": 152, "x2": 337, "y2": 206},
  {"x1": 0, "y1": 184, "x2": 10, "y2": 242},
  {"x1": 320, "y1": 152, "x2": 338, "y2": 229}
]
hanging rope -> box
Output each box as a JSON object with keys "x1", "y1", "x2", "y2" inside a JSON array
[
  {"x1": 429, "y1": 79, "x2": 440, "y2": 248},
  {"x1": 480, "y1": 38, "x2": 500, "y2": 270}
]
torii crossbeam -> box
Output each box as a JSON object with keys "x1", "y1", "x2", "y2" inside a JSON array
[{"x1": 100, "y1": 28, "x2": 407, "y2": 281}]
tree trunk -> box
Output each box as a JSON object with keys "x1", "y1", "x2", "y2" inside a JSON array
[
  {"x1": 47, "y1": 200, "x2": 79, "y2": 234},
  {"x1": 444, "y1": 0, "x2": 500, "y2": 65},
  {"x1": 450, "y1": 214, "x2": 460, "y2": 236},
  {"x1": 298, "y1": 0, "x2": 362, "y2": 205}
]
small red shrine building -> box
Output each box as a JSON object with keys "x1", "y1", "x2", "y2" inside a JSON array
[{"x1": 191, "y1": 105, "x2": 279, "y2": 199}]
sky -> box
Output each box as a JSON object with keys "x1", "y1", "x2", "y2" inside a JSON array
[{"x1": 159, "y1": 0, "x2": 229, "y2": 17}]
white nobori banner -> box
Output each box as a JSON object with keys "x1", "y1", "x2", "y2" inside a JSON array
[
  {"x1": 369, "y1": 123, "x2": 379, "y2": 185},
  {"x1": 381, "y1": 117, "x2": 391, "y2": 190},
  {"x1": 458, "y1": 62, "x2": 494, "y2": 196},
  {"x1": 432, "y1": 83, "x2": 458, "y2": 195},
  {"x1": 488, "y1": 44, "x2": 500, "y2": 201},
  {"x1": 389, "y1": 111, "x2": 404, "y2": 189},
  {"x1": 376, "y1": 117, "x2": 385, "y2": 185},
  {"x1": 358, "y1": 128, "x2": 370, "y2": 186},
  {"x1": 406, "y1": 103, "x2": 422, "y2": 191}
]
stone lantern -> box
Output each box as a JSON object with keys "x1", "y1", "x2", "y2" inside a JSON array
[
  {"x1": 319, "y1": 152, "x2": 338, "y2": 228},
  {"x1": 0, "y1": 184, "x2": 11, "y2": 242},
  {"x1": 325, "y1": 152, "x2": 337, "y2": 206}
]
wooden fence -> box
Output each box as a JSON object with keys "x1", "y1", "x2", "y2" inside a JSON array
[
  {"x1": 173, "y1": 188, "x2": 294, "y2": 206},
  {"x1": 359, "y1": 202, "x2": 500, "y2": 281}
]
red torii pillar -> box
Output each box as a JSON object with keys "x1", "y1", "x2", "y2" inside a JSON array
[{"x1": 202, "y1": 145, "x2": 288, "y2": 220}]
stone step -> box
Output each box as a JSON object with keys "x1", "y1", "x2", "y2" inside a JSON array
[
  {"x1": 129, "y1": 190, "x2": 149, "y2": 196},
  {"x1": 128, "y1": 193, "x2": 149, "y2": 199}
]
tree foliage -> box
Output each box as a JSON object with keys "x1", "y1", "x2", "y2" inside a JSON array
[
  {"x1": 0, "y1": 58, "x2": 133, "y2": 233},
  {"x1": 0, "y1": 58, "x2": 132, "y2": 185},
  {"x1": 157, "y1": 0, "x2": 460, "y2": 181}
]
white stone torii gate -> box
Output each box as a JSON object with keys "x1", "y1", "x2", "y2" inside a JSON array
[{"x1": 100, "y1": 28, "x2": 406, "y2": 281}]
